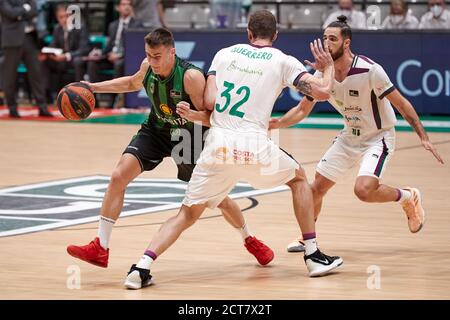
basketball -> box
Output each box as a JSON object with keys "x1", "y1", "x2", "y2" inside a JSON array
[{"x1": 57, "y1": 82, "x2": 96, "y2": 120}]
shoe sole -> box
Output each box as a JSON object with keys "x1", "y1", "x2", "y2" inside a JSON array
[
  {"x1": 287, "y1": 244, "x2": 305, "y2": 253},
  {"x1": 124, "y1": 279, "x2": 153, "y2": 290},
  {"x1": 308, "y1": 258, "x2": 343, "y2": 277},
  {"x1": 66, "y1": 248, "x2": 108, "y2": 268},
  {"x1": 410, "y1": 188, "x2": 426, "y2": 233}
]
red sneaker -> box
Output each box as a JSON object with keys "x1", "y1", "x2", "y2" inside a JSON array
[
  {"x1": 244, "y1": 236, "x2": 274, "y2": 266},
  {"x1": 67, "y1": 237, "x2": 109, "y2": 268}
]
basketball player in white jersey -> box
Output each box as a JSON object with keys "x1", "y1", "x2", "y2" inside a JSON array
[
  {"x1": 123, "y1": 10, "x2": 343, "y2": 289},
  {"x1": 268, "y1": 16, "x2": 444, "y2": 253}
]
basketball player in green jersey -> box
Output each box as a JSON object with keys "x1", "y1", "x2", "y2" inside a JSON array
[{"x1": 67, "y1": 28, "x2": 274, "y2": 268}]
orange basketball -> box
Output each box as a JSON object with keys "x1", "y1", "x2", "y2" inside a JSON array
[{"x1": 57, "y1": 82, "x2": 96, "y2": 120}]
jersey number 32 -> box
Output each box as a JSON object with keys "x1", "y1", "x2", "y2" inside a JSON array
[{"x1": 215, "y1": 81, "x2": 250, "y2": 118}]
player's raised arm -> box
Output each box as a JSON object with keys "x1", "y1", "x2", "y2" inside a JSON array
[
  {"x1": 295, "y1": 39, "x2": 334, "y2": 101},
  {"x1": 84, "y1": 59, "x2": 149, "y2": 93},
  {"x1": 386, "y1": 89, "x2": 444, "y2": 164},
  {"x1": 269, "y1": 97, "x2": 316, "y2": 130}
]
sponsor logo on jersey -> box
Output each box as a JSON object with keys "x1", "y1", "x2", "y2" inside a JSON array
[
  {"x1": 344, "y1": 106, "x2": 363, "y2": 112},
  {"x1": 349, "y1": 90, "x2": 359, "y2": 97},
  {"x1": 149, "y1": 82, "x2": 155, "y2": 94},
  {"x1": 160, "y1": 104, "x2": 173, "y2": 116},
  {"x1": 345, "y1": 115, "x2": 361, "y2": 122},
  {"x1": 170, "y1": 90, "x2": 182, "y2": 99}
]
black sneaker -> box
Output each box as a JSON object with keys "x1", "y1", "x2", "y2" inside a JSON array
[
  {"x1": 124, "y1": 264, "x2": 153, "y2": 289},
  {"x1": 304, "y1": 249, "x2": 343, "y2": 277}
]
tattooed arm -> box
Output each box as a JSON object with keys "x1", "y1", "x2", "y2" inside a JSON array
[
  {"x1": 295, "y1": 39, "x2": 334, "y2": 101},
  {"x1": 387, "y1": 89, "x2": 444, "y2": 164}
]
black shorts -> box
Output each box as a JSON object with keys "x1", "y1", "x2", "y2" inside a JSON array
[{"x1": 123, "y1": 123, "x2": 208, "y2": 182}]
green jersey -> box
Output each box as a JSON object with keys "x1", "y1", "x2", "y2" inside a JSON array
[{"x1": 142, "y1": 56, "x2": 203, "y2": 132}]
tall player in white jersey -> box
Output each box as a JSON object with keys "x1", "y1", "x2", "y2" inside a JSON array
[
  {"x1": 123, "y1": 10, "x2": 343, "y2": 289},
  {"x1": 269, "y1": 16, "x2": 444, "y2": 253}
]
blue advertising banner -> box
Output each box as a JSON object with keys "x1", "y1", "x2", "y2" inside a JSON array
[{"x1": 124, "y1": 30, "x2": 450, "y2": 115}]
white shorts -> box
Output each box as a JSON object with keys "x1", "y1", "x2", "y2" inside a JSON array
[
  {"x1": 316, "y1": 128, "x2": 395, "y2": 183},
  {"x1": 183, "y1": 127, "x2": 300, "y2": 209}
]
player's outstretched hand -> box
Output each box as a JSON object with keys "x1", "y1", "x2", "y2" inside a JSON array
[
  {"x1": 176, "y1": 101, "x2": 196, "y2": 121},
  {"x1": 305, "y1": 39, "x2": 333, "y2": 72},
  {"x1": 422, "y1": 139, "x2": 444, "y2": 164},
  {"x1": 269, "y1": 118, "x2": 281, "y2": 130}
]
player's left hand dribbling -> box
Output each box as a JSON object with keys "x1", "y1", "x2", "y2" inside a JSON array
[{"x1": 422, "y1": 140, "x2": 444, "y2": 164}]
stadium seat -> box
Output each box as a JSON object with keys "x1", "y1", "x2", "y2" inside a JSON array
[
  {"x1": 288, "y1": 5, "x2": 328, "y2": 29},
  {"x1": 192, "y1": 6, "x2": 211, "y2": 29},
  {"x1": 165, "y1": 7, "x2": 194, "y2": 29}
]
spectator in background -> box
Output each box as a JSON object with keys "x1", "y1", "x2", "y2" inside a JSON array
[
  {"x1": 382, "y1": 0, "x2": 419, "y2": 29},
  {"x1": 87, "y1": 0, "x2": 140, "y2": 85},
  {"x1": 209, "y1": 0, "x2": 243, "y2": 28},
  {"x1": 419, "y1": 0, "x2": 450, "y2": 28},
  {"x1": 323, "y1": 0, "x2": 366, "y2": 29},
  {"x1": 0, "y1": 0, "x2": 52, "y2": 117},
  {"x1": 42, "y1": 4, "x2": 89, "y2": 95},
  {"x1": 133, "y1": 0, "x2": 165, "y2": 28},
  {"x1": 36, "y1": 0, "x2": 48, "y2": 44}
]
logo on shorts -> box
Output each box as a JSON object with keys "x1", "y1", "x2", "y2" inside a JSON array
[
  {"x1": 159, "y1": 104, "x2": 173, "y2": 116},
  {"x1": 214, "y1": 147, "x2": 229, "y2": 161},
  {"x1": 372, "y1": 154, "x2": 379, "y2": 159},
  {"x1": 349, "y1": 90, "x2": 359, "y2": 97},
  {"x1": 127, "y1": 146, "x2": 139, "y2": 151},
  {"x1": 233, "y1": 149, "x2": 255, "y2": 164}
]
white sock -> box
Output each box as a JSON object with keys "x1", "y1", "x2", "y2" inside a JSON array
[
  {"x1": 97, "y1": 216, "x2": 115, "y2": 249},
  {"x1": 237, "y1": 223, "x2": 252, "y2": 242},
  {"x1": 304, "y1": 238, "x2": 318, "y2": 256},
  {"x1": 398, "y1": 189, "x2": 412, "y2": 203},
  {"x1": 136, "y1": 254, "x2": 154, "y2": 270}
]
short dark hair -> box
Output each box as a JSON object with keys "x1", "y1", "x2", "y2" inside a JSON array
[
  {"x1": 144, "y1": 28, "x2": 174, "y2": 48},
  {"x1": 326, "y1": 15, "x2": 352, "y2": 41},
  {"x1": 54, "y1": 4, "x2": 67, "y2": 15},
  {"x1": 248, "y1": 10, "x2": 277, "y2": 40}
]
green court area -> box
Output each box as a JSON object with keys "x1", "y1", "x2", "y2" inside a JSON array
[{"x1": 80, "y1": 111, "x2": 450, "y2": 133}]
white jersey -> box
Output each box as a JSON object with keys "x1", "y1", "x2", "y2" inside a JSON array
[
  {"x1": 207, "y1": 43, "x2": 307, "y2": 135},
  {"x1": 313, "y1": 55, "x2": 397, "y2": 138}
]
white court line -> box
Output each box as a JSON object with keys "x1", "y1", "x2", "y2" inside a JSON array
[
  {"x1": 0, "y1": 175, "x2": 107, "y2": 193},
  {"x1": 0, "y1": 193, "x2": 180, "y2": 205},
  {"x1": 0, "y1": 216, "x2": 65, "y2": 222},
  {"x1": 0, "y1": 185, "x2": 289, "y2": 237}
]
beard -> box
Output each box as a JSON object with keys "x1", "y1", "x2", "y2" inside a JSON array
[{"x1": 330, "y1": 44, "x2": 344, "y2": 61}]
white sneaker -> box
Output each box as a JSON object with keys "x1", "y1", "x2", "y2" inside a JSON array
[
  {"x1": 304, "y1": 249, "x2": 343, "y2": 277},
  {"x1": 287, "y1": 238, "x2": 305, "y2": 252},
  {"x1": 124, "y1": 264, "x2": 153, "y2": 289}
]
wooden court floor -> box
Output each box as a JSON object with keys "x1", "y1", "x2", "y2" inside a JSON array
[{"x1": 0, "y1": 120, "x2": 449, "y2": 300}]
